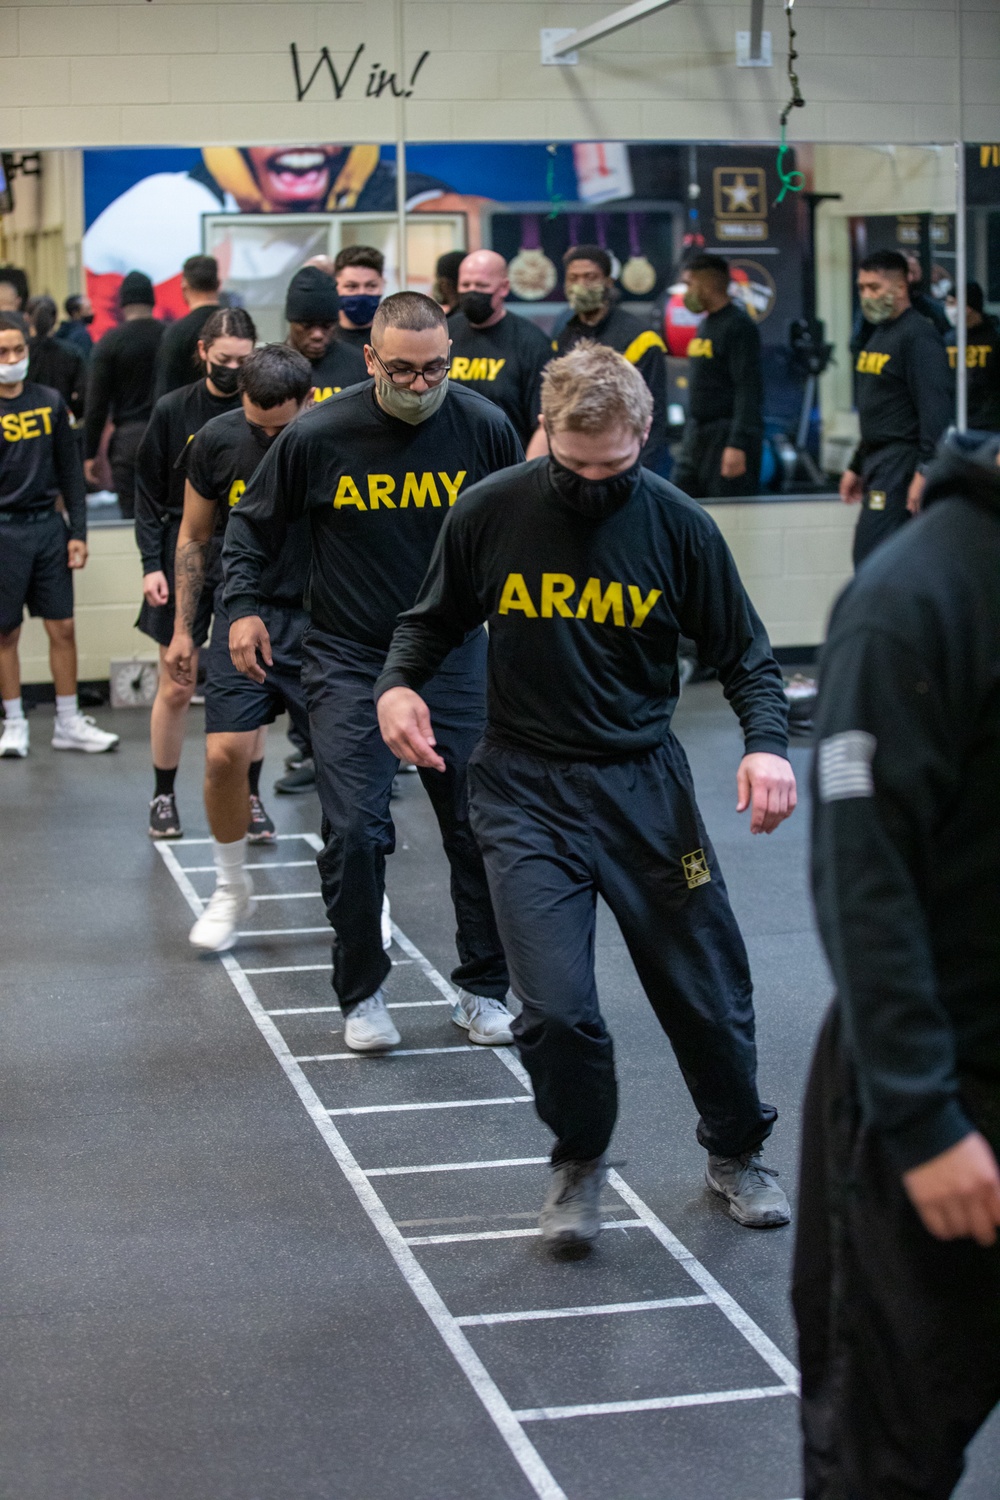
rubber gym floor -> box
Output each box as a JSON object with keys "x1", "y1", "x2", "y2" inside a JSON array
[{"x1": 3, "y1": 681, "x2": 998, "y2": 1500}]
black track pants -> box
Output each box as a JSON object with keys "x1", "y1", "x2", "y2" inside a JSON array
[
  {"x1": 792, "y1": 1006, "x2": 1000, "y2": 1500},
  {"x1": 302, "y1": 626, "x2": 508, "y2": 1013},
  {"x1": 466, "y1": 736, "x2": 776, "y2": 1165},
  {"x1": 672, "y1": 416, "x2": 763, "y2": 499},
  {"x1": 853, "y1": 441, "x2": 918, "y2": 569}
]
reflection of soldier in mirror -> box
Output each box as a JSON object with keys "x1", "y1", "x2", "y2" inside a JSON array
[
  {"x1": 946, "y1": 282, "x2": 1000, "y2": 433},
  {"x1": 671, "y1": 254, "x2": 763, "y2": 499}
]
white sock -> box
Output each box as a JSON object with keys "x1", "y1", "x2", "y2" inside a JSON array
[
  {"x1": 2, "y1": 696, "x2": 25, "y2": 722},
  {"x1": 55, "y1": 693, "x2": 78, "y2": 725},
  {"x1": 213, "y1": 836, "x2": 248, "y2": 888}
]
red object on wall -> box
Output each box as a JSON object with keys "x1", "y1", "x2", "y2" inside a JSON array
[
  {"x1": 663, "y1": 286, "x2": 703, "y2": 356},
  {"x1": 86, "y1": 270, "x2": 186, "y2": 339}
]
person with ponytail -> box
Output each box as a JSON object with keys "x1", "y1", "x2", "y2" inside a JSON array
[
  {"x1": 134, "y1": 307, "x2": 268, "y2": 842},
  {"x1": 26, "y1": 296, "x2": 86, "y2": 422}
]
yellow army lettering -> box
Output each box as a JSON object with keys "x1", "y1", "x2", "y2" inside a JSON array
[
  {"x1": 1, "y1": 406, "x2": 53, "y2": 442},
  {"x1": 312, "y1": 387, "x2": 341, "y2": 404},
  {"x1": 498, "y1": 572, "x2": 662, "y2": 630},
  {"x1": 947, "y1": 345, "x2": 991, "y2": 369},
  {"x1": 855, "y1": 351, "x2": 891, "y2": 375},
  {"x1": 687, "y1": 338, "x2": 714, "y2": 359},
  {"x1": 449, "y1": 357, "x2": 507, "y2": 382},
  {"x1": 228, "y1": 480, "x2": 246, "y2": 507},
  {"x1": 332, "y1": 471, "x2": 468, "y2": 510}
]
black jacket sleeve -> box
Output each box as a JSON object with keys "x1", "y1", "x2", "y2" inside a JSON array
[
  {"x1": 222, "y1": 425, "x2": 305, "y2": 620},
  {"x1": 676, "y1": 516, "x2": 788, "y2": 756},
  {"x1": 133, "y1": 403, "x2": 172, "y2": 573},
  {"x1": 634, "y1": 340, "x2": 667, "y2": 459},
  {"x1": 811, "y1": 621, "x2": 973, "y2": 1172},
  {"x1": 52, "y1": 397, "x2": 87, "y2": 541},
  {"x1": 909, "y1": 324, "x2": 953, "y2": 465},
  {"x1": 375, "y1": 510, "x2": 487, "y2": 698},
  {"x1": 83, "y1": 339, "x2": 113, "y2": 458},
  {"x1": 726, "y1": 316, "x2": 764, "y2": 450}
]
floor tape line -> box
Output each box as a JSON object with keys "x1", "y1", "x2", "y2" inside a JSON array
[
  {"x1": 327, "y1": 1096, "x2": 533, "y2": 1116},
  {"x1": 404, "y1": 1220, "x2": 645, "y2": 1247},
  {"x1": 365, "y1": 1157, "x2": 551, "y2": 1177},
  {"x1": 513, "y1": 1385, "x2": 795, "y2": 1422},
  {"x1": 154, "y1": 839, "x2": 569, "y2": 1500},
  {"x1": 178, "y1": 860, "x2": 318, "y2": 873},
  {"x1": 297, "y1": 1045, "x2": 476, "y2": 1063},
  {"x1": 455, "y1": 1296, "x2": 713, "y2": 1326}
]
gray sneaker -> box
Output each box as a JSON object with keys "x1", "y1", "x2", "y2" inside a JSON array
[
  {"x1": 539, "y1": 1157, "x2": 608, "y2": 1257},
  {"x1": 705, "y1": 1151, "x2": 791, "y2": 1228}
]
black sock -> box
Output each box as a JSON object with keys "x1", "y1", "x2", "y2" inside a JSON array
[
  {"x1": 154, "y1": 766, "x2": 177, "y2": 797},
  {"x1": 248, "y1": 758, "x2": 263, "y2": 796}
]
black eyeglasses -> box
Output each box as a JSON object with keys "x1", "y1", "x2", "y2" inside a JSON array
[{"x1": 369, "y1": 345, "x2": 449, "y2": 389}]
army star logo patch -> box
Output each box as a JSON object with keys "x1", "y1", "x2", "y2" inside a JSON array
[{"x1": 682, "y1": 849, "x2": 712, "y2": 889}]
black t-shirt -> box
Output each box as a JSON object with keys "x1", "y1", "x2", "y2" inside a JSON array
[
  {"x1": 185, "y1": 408, "x2": 310, "y2": 607},
  {"x1": 133, "y1": 378, "x2": 240, "y2": 572},
  {"x1": 0, "y1": 382, "x2": 87, "y2": 539},
  {"x1": 556, "y1": 305, "x2": 667, "y2": 460},
  {"x1": 947, "y1": 316, "x2": 1000, "y2": 432},
  {"x1": 852, "y1": 307, "x2": 952, "y2": 466},
  {"x1": 83, "y1": 317, "x2": 165, "y2": 457},
  {"x1": 336, "y1": 323, "x2": 371, "y2": 351},
  {"x1": 304, "y1": 339, "x2": 368, "y2": 404},
  {"x1": 223, "y1": 380, "x2": 523, "y2": 649},
  {"x1": 446, "y1": 310, "x2": 552, "y2": 447},
  {"x1": 27, "y1": 336, "x2": 86, "y2": 420},
  {"x1": 685, "y1": 302, "x2": 764, "y2": 448},
  {"x1": 376, "y1": 458, "x2": 788, "y2": 762},
  {"x1": 153, "y1": 304, "x2": 219, "y2": 400}
]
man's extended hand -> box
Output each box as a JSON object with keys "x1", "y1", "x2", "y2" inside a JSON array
[
  {"x1": 902, "y1": 1132, "x2": 1000, "y2": 1247},
  {"x1": 720, "y1": 446, "x2": 747, "y2": 480},
  {"x1": 67, "y1": 539, "x2": 88, "y2": 570},
  {"x1": 906, "y1": 469, "x2": 926, "y2": 515},
  {"x1": 377, "y1": 686, "x2": 446, "y2": 773},
  {"x1": 839, "y1": 469, "x2": 863, "y2": 505},
  {"x1": 142, "y1": 569, "x2": 169, "y2": 607},
  {"x1": 83, "y1": 457, "x2": 100, "y2": 487},
  {"x1": 229, "y1": 615, "x2": 272, "y2": 684},
  {"x1": 164, "y1": 630, "x2": 195, "y2": 686},
  {"x1": 736, "y1": 753, "x2": 797, "y2": 834}
]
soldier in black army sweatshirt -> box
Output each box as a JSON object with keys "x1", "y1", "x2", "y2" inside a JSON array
[
  {"x1": 377, "y1": 341, "x2": 797, "y2": 1254},
  {"x1": 794, "y1": 429, "x2": 1000, "y2": 1499}
]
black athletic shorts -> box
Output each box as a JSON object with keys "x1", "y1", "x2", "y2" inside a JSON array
[
  {"x1": 135, "y1": 517, "x2": 217, "y2": 649},
  {"x1": 0, "y1": 511, "x2": 74, "y2": 633},
  {"x1": 203, "y1": 593, "x2": 310, "y2": 740}
]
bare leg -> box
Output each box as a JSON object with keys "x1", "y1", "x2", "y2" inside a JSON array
[
  {"x1": 43, "y1": 618, "x2": 77, "y2": 697},
  {"x1": 0, "y1": 627, "x2": 22, "y2": 701},
  {"x1": 151, "y1": 644, "x2": 198, "y2": 770},
  {"x1": 251, "y1": 723, "x2": 268, "y2": 761},
  {"x1": 204, "y1": 730, "x2": 257, "y2": 843}
]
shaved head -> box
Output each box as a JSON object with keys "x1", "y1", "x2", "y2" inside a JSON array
[{"x1": 456, "y1": 250, "x2": 509, "y2": 327}]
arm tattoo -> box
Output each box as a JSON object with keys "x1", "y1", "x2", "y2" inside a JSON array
[{"x1": 174, "y1": 538, "x2": 208, "y2": 636}]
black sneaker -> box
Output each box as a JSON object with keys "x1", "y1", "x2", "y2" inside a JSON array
[
  {"x1": 539, "y1": 1157, "x2": 608, "y2": 1258},
  {"x1": 248, "y1": 793, "x2": 276, "y2": 844},
  {"x1": 149, "y1": 793, "x2": 182, "y2": 840},
  {"x1": 273, "y1": 757, "x2": 316, "y2": 795},
  {"x1": 284, "y1": 748, "x2": 307, "y2": 770}
]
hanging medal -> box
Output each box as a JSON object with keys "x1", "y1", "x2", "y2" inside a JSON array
[
  {"x1": 507, "y1": 216, "x2": 558, "y2": 301},
  {"x1": 621, "y1": 213, "x2": 657, "y2": 295},
  {"x1": 595, "y1": 213, "x2": 622, "y2": 282}
]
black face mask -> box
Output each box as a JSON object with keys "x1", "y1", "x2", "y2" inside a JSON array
[
  {"x1": 207, "y1": 362, "x2": 240, "y2": 396},
  {"x1": 458, "y1": 291, "x2": 495, "y2": 326},
  {"x1": 247, "y1": 421, "x2": 279, "y2": 451},
  {"x1": 547, "y1": 455, "x2": 642, "y2": 520},
  {"x1": 81, "y1": 313, "x2": 95, "y2": 326}
]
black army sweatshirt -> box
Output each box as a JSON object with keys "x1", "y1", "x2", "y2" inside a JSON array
[
  {"x1": 134, "y1": 378, "x2": 239, "y2": 572},
  {"x1": 153, "y1": 303, "x2": 218, "y2": 400},
  {"x1": 186, "y1": 408, "x2": 309, "y2": 608},
  {"x1": 0, "y1": 382, "x2": 87, "y2": 539},
  {"x1": 447, "y1": 310, "x2": 552, "y2": 447},
  {"x1": 223, "y1": 380, "x2": 523, "y2": 649},
  {"x1": 305, "y1": 338, "x2": 368, "y2": 404},
  {"x1": 556, "y1": 305, "x2": 667, "y2": 461},
  {"x1": 685, "y1": 301, "x2": 764, "y2": 449},
  {"x1": 947, "y1": 315, "x2": 1000, "y2": 433},
  {"x1": 850, "y1": 306, "x2": 951, "y2": 468},
  {"x1": 376, "y1": 459, "x2": 788, "y2": 763},
  {"x1": 83, "y1": 316, "x2": 164, "y2": 457},
  {"x1": 811, "y1": 434, "x2": 1000, "y2": 1169}
]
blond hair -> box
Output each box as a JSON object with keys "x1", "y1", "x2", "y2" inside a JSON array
[{"x1": 541, "y1": 341, "x2": 652, "y2": 439}]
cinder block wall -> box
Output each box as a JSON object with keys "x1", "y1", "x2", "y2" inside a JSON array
[{"x1": 0, "y1": 0, "x2": 997, "y2": 149}]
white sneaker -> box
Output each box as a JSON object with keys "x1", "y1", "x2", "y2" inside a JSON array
[
  {"x1": 344, "y1": 990, "x2": 401, "y2": 1052},
  {"x1": 451, "y1": 990, "x2": 515, "y2": 1046},
  {"x1": 0, "y1": 717, "x2": 29, "y2": 757},
  {"x1": 189, "y1": 880, "x2": 255, "y2": 953},
  {"x1": 51, "y1": 713, "x2": 120, "y2": 753},
  {"x1": 381, "y1": 892, "x2": 393, "y2": 951}
]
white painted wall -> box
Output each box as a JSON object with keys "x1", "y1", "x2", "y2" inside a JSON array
[{"x1": 0, "y1": 0, "x2": 997, "y2": 150}]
